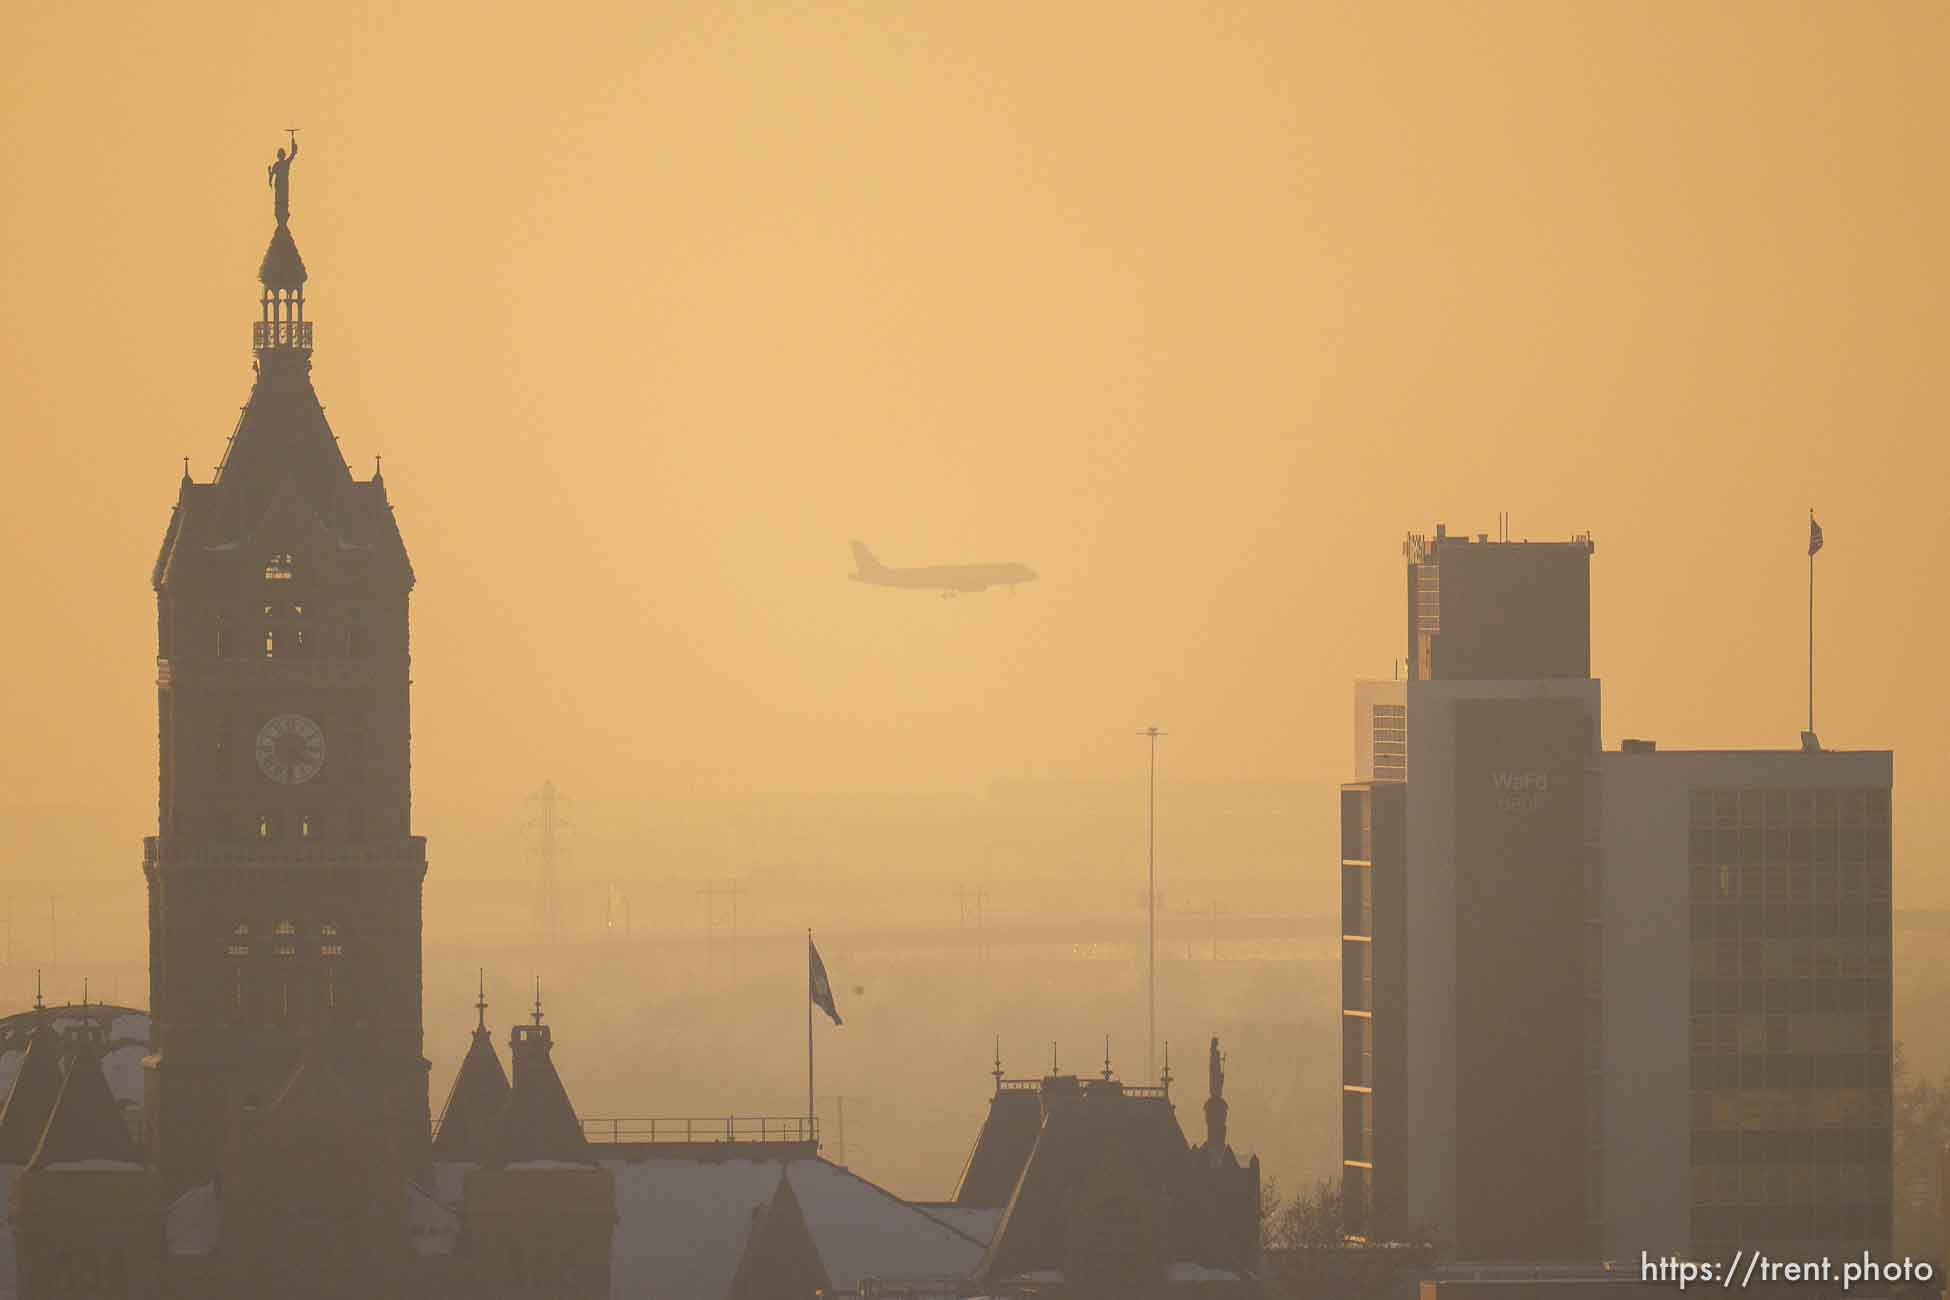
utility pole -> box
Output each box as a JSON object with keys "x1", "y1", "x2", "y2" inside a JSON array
[
  {"x1": 819, "y1": 1094, "x2": 857, "y2": 1166},
  {"x1": 973, "y1": 886, "x2": 989, "y2": 965},
  {"x1": 605, "y1": 883, "x2": 633, "y2": 941},
  {"x1": 700, "y1": 881, "x2": 745, "y2": 983},
  {"x1": 1137, "y1": 726, "x2": 1166, "y2": 1081},
  {"x1": 525, "y1": 781, "x2": 570, "y2": 947}
]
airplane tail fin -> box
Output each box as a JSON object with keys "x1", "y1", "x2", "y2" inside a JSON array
[{"x1": 850, "y1": 540, "x2": 884, "y2": 575}]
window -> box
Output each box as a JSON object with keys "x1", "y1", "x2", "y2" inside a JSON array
[
  {"x1": 299, "y1": 814, "x2": 317, "y2": 840},
  {"x1": 257, "y1": 814, "x2": 278, "y2": 840},
  {"x1": 226, "y1": 944, "x2": 250, "y2": 958},
  {"x1": 275, "y1": 944, "x2": 296, "y2": 957},
  {"x1": 263, "y1": 628, "x2": 277, "y2": 659},
  {"x1": 320, "y1": 922, "x2": 338, "y2": 937},
  {"x1": 264, "y1": 553, "x2": 295, "y2": 581},
  {"x1": 274, "y1": 920, "x2": 296, "y2": 937},
  {"x1": 233, "y1": 922, "x2": 250, "y2": 937},
  {"x1": 321, "y1": 944, "x2": 343, "y2": 958},
  {"x1": 1371, "y1": 703, "x2": 1407, "y2": 781}
]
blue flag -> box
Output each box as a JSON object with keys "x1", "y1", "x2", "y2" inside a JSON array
[{"x1": 809, "y1": 937, "x2": 842, "y2": 1026}]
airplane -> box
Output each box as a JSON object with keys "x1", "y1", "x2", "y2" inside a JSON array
[{"x1": 848, "y1": 541, "x2": 1037, "y2": 597}]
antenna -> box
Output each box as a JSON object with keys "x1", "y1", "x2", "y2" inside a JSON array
[
  {"x1": 531, "y1": 975, "x2": 543, "y2": 1026},
  {"x1": 1137, "y1": 727, "x2": 1168, "y2": 1081},
  {"x1": 1102, "y1": 1035, "x2": 1113, "y2": 1081}
]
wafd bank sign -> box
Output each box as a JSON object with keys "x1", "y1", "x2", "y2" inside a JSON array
[{"x1": 1452, "y1": 696, "x2": 1590, "y2": 1261}]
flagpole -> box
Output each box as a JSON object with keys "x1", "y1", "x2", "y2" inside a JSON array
[
  {"x1": 807, "y1": 929, "x2": 815, "y2": 1140},
  {"x1": 1808, "y1": 509, "x2": 1815, "y2": 736}
]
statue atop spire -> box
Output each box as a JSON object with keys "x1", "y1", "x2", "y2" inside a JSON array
[{"x1": 267, "y1": 129, "x2": 300, "y2": 227}]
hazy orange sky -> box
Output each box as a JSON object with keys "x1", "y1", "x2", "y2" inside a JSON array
[{"x1": 2, "y1": 3, "x2": 1945, "y2": 896}]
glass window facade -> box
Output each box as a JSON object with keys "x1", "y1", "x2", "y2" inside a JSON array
[{"x1": 1687, "y1": 785, "x2": 1893, "y2": 1258}]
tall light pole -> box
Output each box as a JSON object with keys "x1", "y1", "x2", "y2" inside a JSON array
[{"x1": 1138, "y1": 726, "x2": 1167, "y2": 1080}]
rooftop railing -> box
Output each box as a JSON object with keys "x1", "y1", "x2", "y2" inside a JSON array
[
  {"x1": 580, "y1": 1115, "x2": 818, "y2": 1144},
  {"x1": 427, "y1": 1115, "x2": 819, "y2": 1146}
]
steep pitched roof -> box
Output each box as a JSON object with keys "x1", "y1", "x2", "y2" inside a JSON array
[
  {"x1": 486, "y1": 1021, "x2": 591, "y2": 1166},
  {"x1": 953, "y1": 1085, "x2": 1042, "y2": 1208},
  {"x1": 978, "y1": 1081, "x2": 1190, "y2": 1283},
  {"x1": 0, "y1": 1017, "x2": 64, "y2": 1163},
  {"x1": 593, "y1": 1154, "x2": 984, "y2": 1300},
  {"x1": 152, "y1": 309, "x2": 412, "y2": 595},
  {"x1": 26, "y1": 1028, "x2": 142, "y2": 1170},
  {"x1": 724, "y1": 1168, "x2": 832, "y2": 1300},
  {"x1": 432, "y1": 1025, "x2": 510, "y2": 1162}
]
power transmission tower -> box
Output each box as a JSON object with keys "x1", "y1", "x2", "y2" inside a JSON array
[{"x1": 525, "y1": 781, "x2": 571, "y2": 947}]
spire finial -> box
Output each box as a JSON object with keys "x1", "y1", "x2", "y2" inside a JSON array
[
  {"x1": 34, "y1": 969, "x2": 42, "y2": 1013},
  {"x1": 992, "y1": 1035, "x2": 1003, "y2": 1090},
  {"x1": 476, "y1": 968, "x2": 488, "y2": 1032},
  {"x1": 1103, "y1": 1034, "x2": 1113, "y2": 1081},
  {"x1": 532, "y1": 975, "x2": 543, "y2": 1026},
  {"x1": 1050, "y1": 1041, "x2": 1058, "y2": 1075},
  {"x1": 1161, "y1": 1040, "x2": 1173, "y2": 1093}
]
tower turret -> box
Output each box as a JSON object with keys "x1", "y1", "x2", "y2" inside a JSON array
[
  {"x1": 143, "y1": 142, "x2": 427, "y2": 1196},
  {"x1": 11, "y1": 1015, "x2": 163, "y2": 1299},
  {"x1": 462, "y1": 988, "x2": 615, "y2": 1299},
  {"x1": 432, "y1": 974, "x2": 511, "y2": 1162}
]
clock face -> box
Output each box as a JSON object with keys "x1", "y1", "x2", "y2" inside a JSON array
[{"x1": 256, "y1": 713, "x2": 326, "y2": 785}]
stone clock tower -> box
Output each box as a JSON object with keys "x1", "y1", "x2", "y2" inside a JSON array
[{"x1": 145, "y1": 155, "x2": 430, "y2": 1200}]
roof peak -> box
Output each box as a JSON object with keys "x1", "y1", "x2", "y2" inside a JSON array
[{"x1": 27, "y1": 1026, "x2": 143, "y2": 1171}]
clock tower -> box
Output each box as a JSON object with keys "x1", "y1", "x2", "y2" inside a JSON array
[{"x1": 144, "y1": 156, "x2": 430, "y2": 1197}]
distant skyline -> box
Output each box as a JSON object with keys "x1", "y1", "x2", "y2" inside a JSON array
[{"x1": 1, "y1": 3, "x2": 1944, "y2": 898}]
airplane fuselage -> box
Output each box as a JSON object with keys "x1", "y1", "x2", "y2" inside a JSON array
[{"x1": 848, "y1": 545, "x2": 1036, "y2": 595}]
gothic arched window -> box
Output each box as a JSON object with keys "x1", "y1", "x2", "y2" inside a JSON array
[{"x1": 264, "y1": 553, "x2": 295, "y2": 582}]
